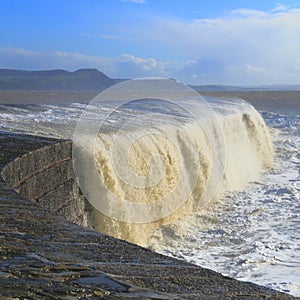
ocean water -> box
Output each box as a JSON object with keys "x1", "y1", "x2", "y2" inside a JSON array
[{"x1": 0, "y1": 95, "x2": 299, "y2": 296}]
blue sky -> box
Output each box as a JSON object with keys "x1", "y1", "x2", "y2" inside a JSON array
[{"x1": 1, "y1": 0, "x2": 300, "y2": 85}]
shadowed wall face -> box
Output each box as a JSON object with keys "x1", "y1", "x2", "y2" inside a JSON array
[{"x1": 1, "y1": 141, "x2": 93, "y2": 227}]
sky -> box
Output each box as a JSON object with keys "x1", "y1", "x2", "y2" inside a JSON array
[{"x1": 1, "y1": 0, "x2": 300, "y2": 85}]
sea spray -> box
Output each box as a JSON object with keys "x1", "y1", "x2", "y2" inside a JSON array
[
  {"x1": 222, "y1": 108, "x2": 273, "y2": 190},
  {"x1": 72, "y1": 79, "x2": 273, "y2": 246},
  {"x1": 89, "y1": 121, "x2": 212, "y2": 245},
  {"x1": 82, "y1": 111, "x2": 272, "y2": 246}
]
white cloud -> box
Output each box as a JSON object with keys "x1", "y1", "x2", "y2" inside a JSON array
[
  {"x1": 135, "y1": 6, "x2": 300, "y2": 84},
  {"x1": 120, "y1": 54, "x2": 157, "y2": 69},
  {"x1": 114, "y1": 54, "x2": 167, "y2": 77}
]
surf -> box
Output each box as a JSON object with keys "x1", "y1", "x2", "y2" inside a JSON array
[{"x1": 72, "y1": 79, "x2": 274, "y2": 246}]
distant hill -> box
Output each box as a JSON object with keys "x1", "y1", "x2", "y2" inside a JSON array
[
  {"x1": 0, "y1": 68, "x2": 117, "y2": 91},
  {"x1": 1, "y1": 68, "x2": 299, "y2": 92}
]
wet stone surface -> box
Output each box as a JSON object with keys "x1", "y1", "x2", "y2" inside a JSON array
[{"x1": 0, "y1": 131, "x2": 296, "y2": 299}]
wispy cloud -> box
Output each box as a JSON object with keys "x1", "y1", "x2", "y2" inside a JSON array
[
  {"x1": 80, "y1": 32, "x2": 136, "y2": 41},
  {"x1": 122, "y1": 0, "x2": 146, "y2": 4},
  {"x1": 271, "y1": 3, "x2": 290, "y2": 12},
  {"x1": 81, "y1": 32, "x2": 128, "y2": 41},
  {"x1": 230, "y1": 8, "x2": 268, "y2": 18}
]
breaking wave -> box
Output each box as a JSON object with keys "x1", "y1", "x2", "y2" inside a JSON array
[{"x1": 72, "y1": 80, "x2": 273, "y2": 246}]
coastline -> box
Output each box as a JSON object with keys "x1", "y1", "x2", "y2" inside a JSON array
[{"x1": 0, "y1": 131, "x2": 295, "y2": 299}]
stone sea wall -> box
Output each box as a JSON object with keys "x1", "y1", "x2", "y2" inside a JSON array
[{"x1": 1, "y1": 140, "x2": 93, "y2": 228}]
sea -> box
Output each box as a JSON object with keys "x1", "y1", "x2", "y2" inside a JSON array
[{"x1": 0, "y1": 90, "x2": 299, "y2": 296}]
